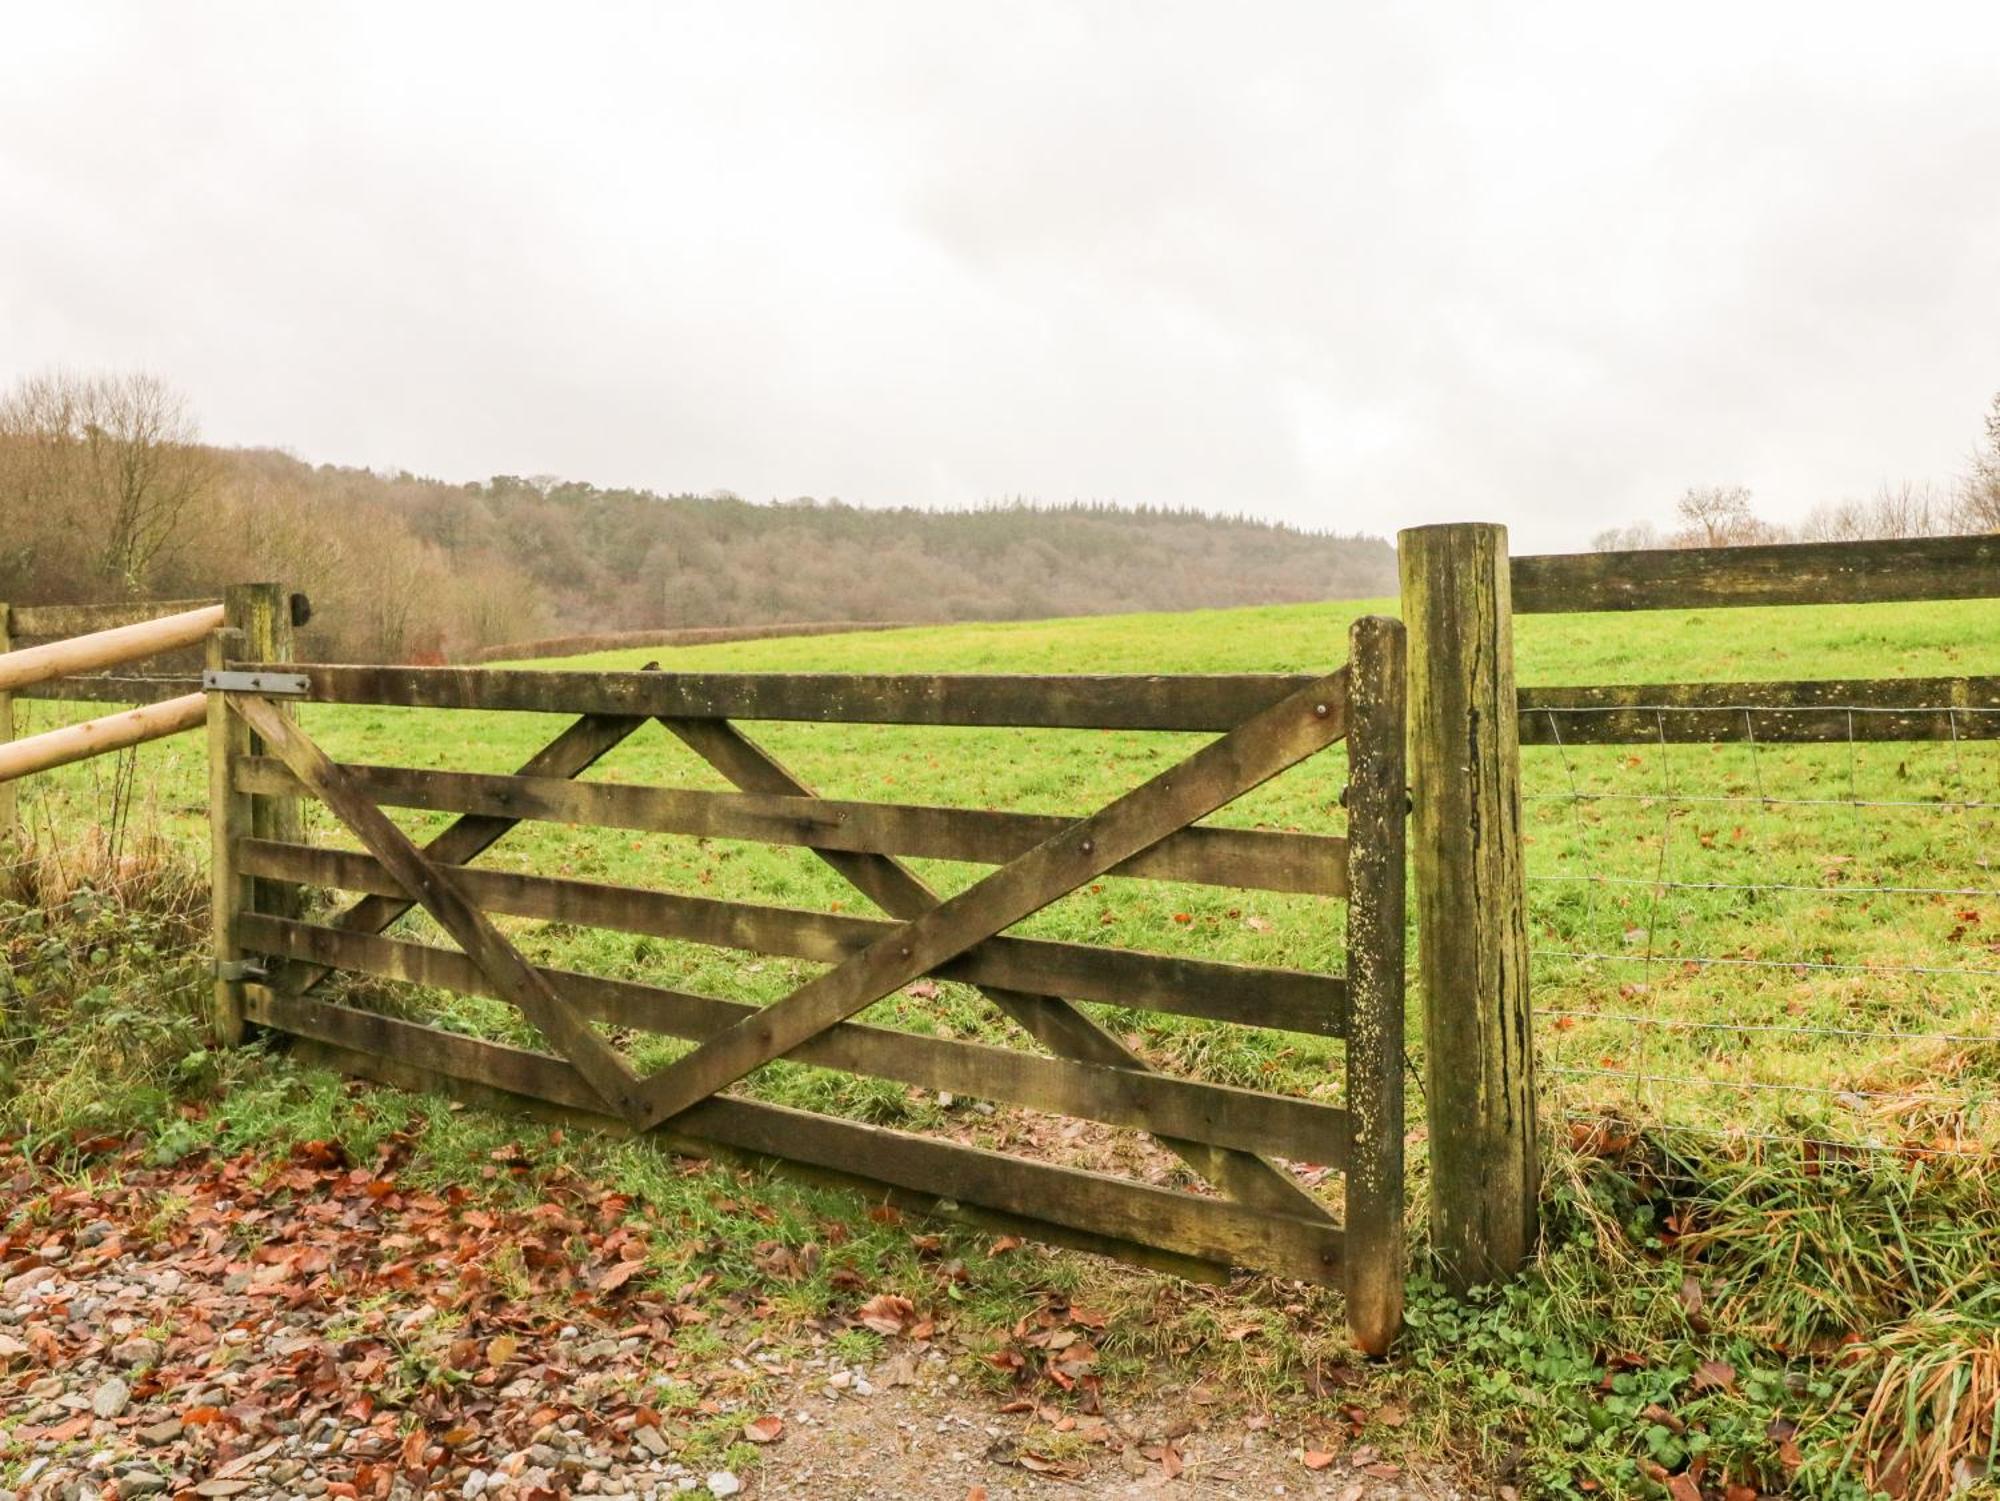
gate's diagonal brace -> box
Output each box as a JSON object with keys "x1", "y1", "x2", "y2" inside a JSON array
[
  {"x1": 294, "y1": 710, "x2": 653, "y2": 995},
  {"x1": 633, "y1": 672, "x2": 1351, "y2": 1132},
  {"x1": 226, "y1": 694, "x2": 648, "y2": 1121},
  {"x1": 662, "y1": 715, "x2": 1337, "y2": 1221}
]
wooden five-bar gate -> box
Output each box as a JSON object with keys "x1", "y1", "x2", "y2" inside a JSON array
[{"x1": 207, "y1": 616, "x2": 1411, "y2": 1352}]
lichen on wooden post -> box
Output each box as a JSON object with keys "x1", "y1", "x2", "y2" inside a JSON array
[
  {"x1": 1398, "y1": 523, "x2": 1538, "y2": 1290},
  {"x1": 1342, "y1": 614, "x2": 1408, "y2": 1354},
  {"x1": 227, "y1": 584, "x2": 302, "y2": 921}
]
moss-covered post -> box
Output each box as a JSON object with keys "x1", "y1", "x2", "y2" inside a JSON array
[
  {"x1": 1342, "y1": 614, "x2": 1408, "y2": 1354},
  {"x1": 228, "y1": 583, "x2": 301, "y2": 921},
  {"x1": 207, "y1": 623, "x2": 251, "y2": 1045},
  {"x1": 1398, "y1": 523, "x2": 1537, "y2": 1289}
]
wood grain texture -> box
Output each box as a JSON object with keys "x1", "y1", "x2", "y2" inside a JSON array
[
  {"x1": 0, "y1": 693, "x2": 205, "y2": 785},
  {"x1": 236, "y1": 838, "x2": 1348, "y2": 1035},
  {"x1": 290, "y1": 711, "x2": 653, "y2": 996},
  {"x1": 1340, "y1": 615, "x2": 1408, "y2": 1355},
  {"x1": 655, "y1": 715, "x2": 1340, "y2": 1221},
  {"x1": 280, "y1": 1027, "x2": 1234, "y2": 1284},
  {"x1": 227, "y1": 585, "x2": 303, "y2": 924},
  {"x1": 1518, "y1": 675, "x2": 2000, "y2": 744},
  {"x1": 632, "y1": 672, "x2": 1352, "y2": 1130},
  {"x1": 1400, "y1": 524, "x2": 1537, "y2": 1291},
  {"x1": 1512, "y1": 534, "x2": 2000, "y2": 613},
  {"x1": 245, "y1": 989, "x2": 1347, "y2": 1282},
  {"x1": 206, "y1": 630, "x2": 251, "y2": 1046},
  {"x1": 239, "y1": 662, "x2": 1320, "y2": 731},
  {"x1": 225, "y1": 693, "x2": 647, "y2": 1119},
  {"x1": 233, "y1": 759, "x2": 1347, "y2": 896},
  {"x1": 237, "y1": 914, "x2": 1349, "y2": 1163}
]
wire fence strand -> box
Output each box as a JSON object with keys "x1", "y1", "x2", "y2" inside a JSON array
[{"x1": 1530, "y1": 688, "x2": 2000, "y2": 1158}]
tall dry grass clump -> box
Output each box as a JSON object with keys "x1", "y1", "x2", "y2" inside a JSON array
[{"x1": 1, "y1": 781, "x2": 213, "y2": 1136}]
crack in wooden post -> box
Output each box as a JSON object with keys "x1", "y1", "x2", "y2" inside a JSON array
[{"x1": 631, "y1": 672, "x2": 1352, "y2": 1133}]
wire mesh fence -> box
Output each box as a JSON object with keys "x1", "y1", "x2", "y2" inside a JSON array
[{"x1": 1525, "y1": 700, "x2": 2000, "y2": 1160}]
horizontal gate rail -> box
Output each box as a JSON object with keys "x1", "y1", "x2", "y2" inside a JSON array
[
  {"x1": 233, "y1": 759, "x2": 1348, "y2": 896},
  {"x1": 235, "y1": 838, "x2": 1348, "y2": 1034},
  {"x1": 250, "y1": 989, "x2": 1346, "y2": 1282},
  {"x1": 239, "y1": 914, "x2": 1351, "y2": 1164},
  {"x1": 233, "y1": 662, "x2": 1324, "y2": 732}
]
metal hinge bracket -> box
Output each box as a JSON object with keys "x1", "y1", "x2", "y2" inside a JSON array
[
  {"x1": 213, "y1": 959, "x2": 268, "y2": 983},
  {"x1": 203, "y1": 670, "x2": 311, "y2": 697}
]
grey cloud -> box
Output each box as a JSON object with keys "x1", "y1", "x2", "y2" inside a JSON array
[{"x1": 3, "y1": 1, "x2": 1996, "y2": 553}]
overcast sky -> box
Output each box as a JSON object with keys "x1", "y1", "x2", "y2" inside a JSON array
[{"x1": 3, "y1": 4, "x2": 1996, "y2": 551}]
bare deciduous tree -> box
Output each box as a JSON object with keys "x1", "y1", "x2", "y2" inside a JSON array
[
  {"x1": 1800, "y1": 480, "x2": 1952, "y2": 542},
  {"x1": 1957, "y1": 391, "x2": 2000, "y2": 533},
  {"x1": 1591, "y1": 521, "x2": 1661, "y2": 552},
  {"x1": 0, "y1": 370, "x2": 217, "y2": 593},
  {"x1": 1672, "y1": 485, "x2": 1775, "y2": 547}
]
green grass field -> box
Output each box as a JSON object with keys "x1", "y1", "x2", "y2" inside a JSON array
[
  {"x1": 8, "y1": 593, "x2": 2000, "y2": 1498},
  {"x1": 17, "y1": 593, "x2": 1999, "y2": 1148}
]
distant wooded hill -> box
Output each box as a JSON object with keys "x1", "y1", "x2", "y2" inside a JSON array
[{"x1": 0, "y1": 373, "x2": 1397, "y2": 661}]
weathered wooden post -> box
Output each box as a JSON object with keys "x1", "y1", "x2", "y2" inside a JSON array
[
  {"x1": 1343, "y1": 614, "x2": 1408, "y2": 1354},
  {"x1": 207, "y1": 622, "x2": 252, "y2": 1045},
  {"x1": 228, "y1": 584, "x2": 302, "y2": 922},
  {"x1": 209, "y1": 583, "x2": 301, "y2": 1044},
  {"x1": 0, "y1": 601, "x2": 15, "y2": 848},
  {"x1": 1398, "y1": 523, "x2": 1537, "y2": 1289}
]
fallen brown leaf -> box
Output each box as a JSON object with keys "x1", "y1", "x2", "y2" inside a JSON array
[{"x1": 855, "y1": 1293, "x2": 917, "y2": 1336}]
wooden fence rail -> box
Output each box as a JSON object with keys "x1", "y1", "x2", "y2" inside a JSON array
[
  {"x1": 1511, "y1": 533, "x2": 1999, "y2": 613},
  {"x1": 0, "y1": 587, "x2": 303, "y2": 849}
]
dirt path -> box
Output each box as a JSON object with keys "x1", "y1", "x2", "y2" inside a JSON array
[
  {"x1": 765, "y1": 1372, "x2": 1461, "y2": 1498},
  {"x1": 0, "y1": 1139, "x2": 1461, "y2": 1501}
]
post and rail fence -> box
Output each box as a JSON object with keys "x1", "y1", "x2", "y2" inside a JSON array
[{"x1": 0, "y1": 586, "x2": 305, "y2": 843}]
